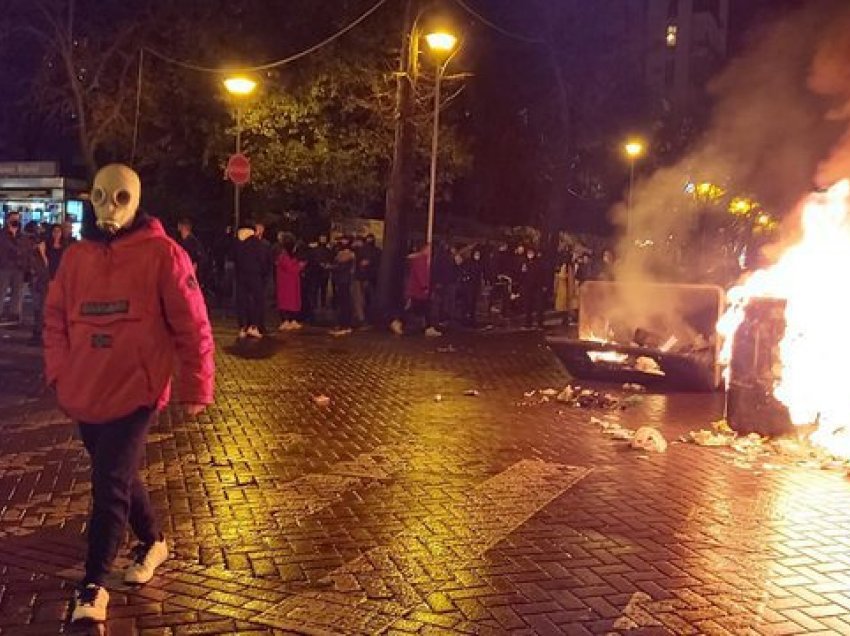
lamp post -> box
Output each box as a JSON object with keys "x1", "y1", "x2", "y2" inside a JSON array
[
  {"x1": 424, "y1": 31, "x2": 458, "y2": 249},
  {"x1": 223, "y1": 76, "x2": 257, "y2": 230},
  {"x1": 624, "y1": 139, "x2": 644, "y2": 238}
]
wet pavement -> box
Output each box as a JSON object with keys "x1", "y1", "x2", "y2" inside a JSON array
[{"x1": 1, "y1": 324, "x2": 850, "y2": 635}]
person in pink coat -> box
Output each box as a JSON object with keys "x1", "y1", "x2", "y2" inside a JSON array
[{"x1": 276, "y1": 233, "x2": 306, "y2": 330}]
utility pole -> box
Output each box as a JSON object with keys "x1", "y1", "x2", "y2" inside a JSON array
[{"x1": 377, "y1": 0, "x2": 418, "y2": 323}]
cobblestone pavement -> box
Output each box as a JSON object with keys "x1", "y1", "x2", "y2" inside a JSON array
[{"x1": 2, "y1": 324, "x2": 850, "y2": 635}]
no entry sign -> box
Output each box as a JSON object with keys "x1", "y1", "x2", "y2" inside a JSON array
[{"x1": 226, "y1": 153, "x2": 250, "y2": 185}]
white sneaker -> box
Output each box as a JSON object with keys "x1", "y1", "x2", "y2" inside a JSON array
[
  {"x1": 291, "y1": 321, "x2": 303, "y2": 330},
  {"x1": 330, "y1": 327, "x2": 353, "y2": 337},
  {"x1": 390, "y1": 319, "x2": 403, "y2": 336},
  {"x1": 425, "y1": 327, "x2": 443, "y2": 337},
  {"x1": 246, "y1": 326, "x2": 263, "y2": 339},
  {"x1": 124, "y1": 539, "x2": 169, "y2": 585},
  {"x1": 279, "y1": 321, "x2": 292, "y2": 331},
  {"x1": 238, "y1": 328, "x2": 248, "y2": 339},
  {"x1": 71, "y1": 584, "x2": 109, "y2": 623}
]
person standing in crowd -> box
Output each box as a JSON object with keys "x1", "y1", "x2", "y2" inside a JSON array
[
  {"x1": 459, "y1": 246, "x2": 484, "y2": 327},
  {"x1": 300, "y1": 237, "x2": 322, "y2": 324},
  {"x1": 330, "y1": 236, "x2": 355, "y2": 336},
  {"x1": 360, "y1": 233, "x2": 381, "y2": 322},
  {"x1": 62, "y1": 219, "x2": 77, "y2": 246},
  {"x1": 0, "y1": 210, "x2": 30, "y2": 325},
  {"x1": 390, "y1": 243, "x2": 441, "y2": 337},
  {"x1": 46, "y1": 223, "x2": 67, "y2": 280},
  {"x1": 43, "y1": 163, "x2": 214, "y2": 624},
  {"x1": 24, "y1": 221, "x2": 49, "y2": 345},
  {"x1": 316, "y1": 234, "x2": 333, "y2": 310},
  {"x1": 520, "y1": 247, "x2": 548, "y2": 329},
  {"x1": 351, "y1": 236, "x2": 369, "y2": 327},
  {"x1": 233, "y1": 223, "x2": 270, "y2": 338},
  {"x1": 275, "y1": 233, "x2": 305, "y2": 331},
  {"x1": 176, "y1": 218, "x2": 204, "y2": 271},
  {"x1": 431, "y1": 242, "x2": 459, "y2": 327}
]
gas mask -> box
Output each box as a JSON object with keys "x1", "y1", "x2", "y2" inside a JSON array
[{"x1": 90, "y1": 164, "x2": 141, "y2": 234}]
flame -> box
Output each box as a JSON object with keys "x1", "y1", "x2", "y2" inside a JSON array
[
  {"x1": 717, "y1": 179, "x2": 850, "y2": 458},
  {"x1": 587, "y1": 350, "x2": 629, "y2": 364}
]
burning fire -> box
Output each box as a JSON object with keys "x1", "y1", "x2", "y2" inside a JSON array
[
  {"x1": 717, "y1": 179, "x2": 850, "y2": 458},
  {"x1": 587, "y1": 350, "x2": 629, "y2": 364}
]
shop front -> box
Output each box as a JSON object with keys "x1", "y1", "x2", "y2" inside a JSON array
[{"x1": 0, "y1": 161, "x2": 87, "y2": 237}]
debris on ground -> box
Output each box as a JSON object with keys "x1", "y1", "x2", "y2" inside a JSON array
[
  {"x1": 520, "y1": 384, "x2": 643, "y2": 410},
  {"x1": 635, "y1": 356, "x2": 665, "y2": 376},
  {"x1": 689, "y1": 429, "x2": 733, "y2": 446},
  {"x1": 631, "y1": 427, "x2": 668, "y2": 453},
  {"x1": 622, "y1": 383, "x2": 646, "y2": 392},
  {"x1": 436, "y1": 345, "x2": 457, "y2": 353},
  {"x1": 463, "y1": 389, "x2": 480, "y2": 397},
  {"x1": 434, "y1": 394, "x2": 443, "y2": 402},
  {"x1": 313, "y1": 395, "x2": 331, "y2": 407}
]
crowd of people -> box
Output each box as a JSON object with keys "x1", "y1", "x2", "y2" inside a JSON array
[
  {"x1": 1, "y1": 210, "x2": 617, "y2": 344},
  {"x1": 0, "y1": 210, "x2": 75, "y2": 344},
  {"x1": 172, "y1": 218, "x2": 615, "y2": 340}
]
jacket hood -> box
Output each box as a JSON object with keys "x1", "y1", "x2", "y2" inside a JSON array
[
  {"x1": 237, "y1": 228, "x2": 255, "y2": 241},
  {"x1": 81, "y1": 205, "x2": 163, "y2": 244}
]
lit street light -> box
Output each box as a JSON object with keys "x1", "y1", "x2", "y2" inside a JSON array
[
  {"x1": 424, "y1": 30, "x2": 458, "y2": 250},
  {"x1": 223, "y1": 75, "x2": 257, "y2": 230},
  {"x1": 624, "y1": 139, "x2": 645, "y2": 238}
]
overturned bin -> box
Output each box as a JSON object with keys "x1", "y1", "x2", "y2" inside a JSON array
[{"x1": 547, "y1": 281, "x2": 725, "y2": 391}]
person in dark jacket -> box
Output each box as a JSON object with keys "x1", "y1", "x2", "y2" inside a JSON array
[
  {"x1": 459, "y1": 247, "x2": 485, "y2": 327},
  {"x1": 520, "y1": 247, "x2": 548, "y2": 329},
  {"x1": 316, "y1": 234, "x2": 333, "y2": 309},
  {"x1": 431, "y1": 242, "x2": 459, "y2": 325},
  {"x1": 330, "y1": 236, "x2": 356, "y2": 335},
  {"x1": 0, "y1": 210, "x2": 31, "y2": 324},
  {"x1": 23, "y1": 221, "x2": 48, "y2": 344},
  {"x1": 233, "y1": 224, "x2": 271, "y2": 338}
]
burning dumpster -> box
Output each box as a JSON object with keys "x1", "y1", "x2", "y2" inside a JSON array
[{"x1": 548, "y1": 281, "x2": 725, "y2": 391}]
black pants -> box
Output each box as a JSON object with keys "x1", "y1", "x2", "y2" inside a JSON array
[
  {"x1": 334, "y1": 280, "x2": 353, "y2": 328},
  {"x1": 235, "y1": 276, "x2": 265, "y2": 330},
  {"x1": 319, "y1": 272, "x2": 330, "y2": 308},
  {"x1": 460, "y1": 283, "x2": 481, "y2": 326},
  {"x1": 302, "y1": 274, "x2": 320, "y2": 322},
  {"x1": 31, "y1": 278, "x2": 48, "y2": 337},
  {"x1": 403, "y1": 298, "x2": 431, "y2": 333},
  {"x1": 79, "y1": 407, "x2": 159, "y2": 586},
  {"x1": 524, "y1": 286, "x2": 545, "y2": 327}
]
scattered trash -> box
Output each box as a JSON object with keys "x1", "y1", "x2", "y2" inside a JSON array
[
  {"x1": 635, "y1": 356, "x2": 665, "y2": 376},
  {"x1": 539, "y1": 388, "x2": 558, "y2": 397},
  {"x1": 463, "y1": 389, "x2": 480, "y2": 397},
  {"x1": 313, "y1": 395, "x2": 331, "y2": 407},
  {"x1": 524, "y1": 390, "x2": 537, "y2": 398},
  {"x1": 631, "y1": 427, "x2": 668, "y2": 453},
  {"x1": 622, "y1": 383, "x2": 646, "y2": 392},
  {"x1": 690, "y1": 429, "x2": 733, "y2": 446},
  {"x1": 434, "y1": 394, "x2": 443, "y2": 402},
  {"x1": 436, "y1": 345, "x2": 457, "y2": 353},
  {"x1": 556, "y1": 386, "x2": 575, "y2": 403}
]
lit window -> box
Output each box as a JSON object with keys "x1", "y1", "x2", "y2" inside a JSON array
[{"x1": 666, "y1": 25, "x2": 678, "y2": 48}]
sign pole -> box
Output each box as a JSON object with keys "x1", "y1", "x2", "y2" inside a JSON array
[{"x1": 234, "y1": 106, "x2": 242, "y2": 230}]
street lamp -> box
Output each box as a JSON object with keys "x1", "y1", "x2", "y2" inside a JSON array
[
  {"x1": 424, "y1": 30, "x2": 458, "y2": 249},
  {"x1": 624, "y1": 139, "x2": 645, "y2": 238},
  {"x1": 223, "y1": 75, "x2": 257, "y2": 229}
]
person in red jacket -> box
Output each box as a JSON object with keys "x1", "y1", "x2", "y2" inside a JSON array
[{"x1": 43, "y1": 164, "x2": 215, "y2": 624}]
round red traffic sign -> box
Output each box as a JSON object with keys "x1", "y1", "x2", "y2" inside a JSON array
[{"x1": 226, "y1": 153, "x2": 251, "y2": 185}]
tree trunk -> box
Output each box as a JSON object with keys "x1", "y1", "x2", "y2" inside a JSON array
[{"x1": 377, "y1": 0, "x2": 417, "y2": 322}]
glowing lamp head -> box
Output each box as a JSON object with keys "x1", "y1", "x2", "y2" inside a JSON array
[
  {"x1": 223, "y1": 76, "x2": 257, "y2": 96},
  {"x1": 624, "y1": 140, "x2": 644, "y2": 158},
  {"x1": 425, "y1": 31, "x2": 458, "y2": 54}
]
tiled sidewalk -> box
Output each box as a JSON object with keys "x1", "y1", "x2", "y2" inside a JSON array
[{"x1": 1, "y1": 327, "x2": 849, "y2": 635}]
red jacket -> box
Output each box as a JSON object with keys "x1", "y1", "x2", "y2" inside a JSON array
[
  {"x1": 44, "y1": 217, "x2": 215, "y2": 424},
  {"x1": 405, "y1": 251, "x2": 430, "y2": 301},
  {"x1": 275, "y1": 251, "x2": 305, "y2": 312}
]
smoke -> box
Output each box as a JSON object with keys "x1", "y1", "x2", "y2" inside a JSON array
[{"x1": 612, "y1": 0, "x2": 850, "y2": 283}]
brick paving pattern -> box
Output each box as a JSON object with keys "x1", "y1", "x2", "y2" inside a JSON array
[{"x1": 1, "y1": 324, "x2": 850, "y2": 634}]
